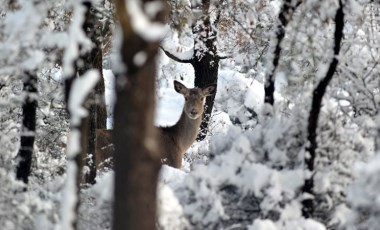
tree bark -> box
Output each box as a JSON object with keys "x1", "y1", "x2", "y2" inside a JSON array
[
  {"x1": 79, "y1": 1, "x2": 106, "y2": 185},
  {"x1": 112, "y1": 0, "x2": 165, "y2": 229},
  {"x1": 192, "y1": 14, "x2": 219, "y2": 141},
  {"x1": 302, "y1": 0, "x2": 344, "y2": 218},
  {"x1": 16, "y1": 71, "x2": 38, "y2": 184},
  {"x1": 264, "y1": 0, "x2": 302, "y2": 105}
]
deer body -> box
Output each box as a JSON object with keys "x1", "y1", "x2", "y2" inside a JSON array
[
  {"x1": 95, "y1": 80, "x2": 216, "y2": 169},
  {"x1": 158, "y1": 109, "x2": 203, "y2": 168}
]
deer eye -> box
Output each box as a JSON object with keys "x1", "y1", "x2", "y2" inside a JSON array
[{"x1": 185, "y1": 98, "x2": 188, "y2": 101}]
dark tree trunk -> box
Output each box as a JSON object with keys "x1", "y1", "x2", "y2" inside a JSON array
[
  {"x1": 302, "y1": 0, "x2": 344, "y2": 218},
  {"x1": 191, "y1": 22, "x2": 219, "y2": 141},
  {"x1": 112, "y1": 0, "x2": 165, "y2": 229},
  {"x1": 16, "y1": 71, "x2": 38, "y2": 184},
  {"x1": 264, "y1": 0, "x2": 302, "y2": 105},
  {"x1": 86, "y1": 92, "x2": 97, "y2": 185},
  {"x1": 192, "y1": 7, "x2": 220, "y2": 141},
  {"x1": 79, "y1": 1, "x2": 106, "y2": 185}
]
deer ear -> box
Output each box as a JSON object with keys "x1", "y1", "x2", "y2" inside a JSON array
[
  {"x1": 174, "y1": 80, "x2": 188, "y2": 95},
  {"x1": 202, "y1": 84, "x2": 217, "y2": 96}
]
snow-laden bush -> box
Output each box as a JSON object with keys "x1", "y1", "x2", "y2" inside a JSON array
[
  {"x1": 166, "y1": 97, "x2": 371, "y2": 229},
  {"x1": 312, "y1": 101, "x2": 372, "y2": 225},
  {"x1": 344, "y1": 155, "x2": 380, "y2": 230},
  {"x1": 171, "y1": 110, "x2": 313, "y2": 229},
  {"x1": 0, "y1": 168, "x2": 63, "y2": 230},
  {"x1": 78, "y1": 172, "x2": 114, "y2": 230}
]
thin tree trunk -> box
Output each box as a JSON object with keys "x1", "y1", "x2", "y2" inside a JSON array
[
  {"x1": 86, "y1": 92, "x2": 97, "y2": 184},
  {"x1": 112, "y1": 0, "x2": 166, "y2": 229},
  {"x1": 302, "y1": 0, "x2": 344, "y2": 218},
  {"x1": 264, "y1": 0, "x2": 302, "y2": 105},
  {"x1": 79, "y1": 1, "x2": 106, "y2": 184},
  {"x1": 16, "y1": 71, "x2": 38, "y2": 184}
]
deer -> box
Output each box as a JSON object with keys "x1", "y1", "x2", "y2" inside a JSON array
[{"x1": 95, "y1": 80, "x2": 217, "y2": 169}]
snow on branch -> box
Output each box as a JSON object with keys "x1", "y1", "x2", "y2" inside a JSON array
[
  {"x1": 63, "y1": 1, "x2": 92, "y2": 78},
  {"x1": 126, "y1": 0, "x2": 168, "y2": 41},
  {"x1": 68, "y1": 70, "x2": 100, "y2": 127},
  {"x1": 160, "y1": 28, "x2": 194, "y2": 63},
  {"x1": 160, "y1": 46, "x2": 193, "y2": 63}
]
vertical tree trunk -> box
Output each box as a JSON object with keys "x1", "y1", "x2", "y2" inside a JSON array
[
  {"x1": 112, "y1": 0, "x2": 166, "y2": 229},
  {"x1": 86, "y1": 92, "x2": 97, "y2": 184},
  {"x1": 302, "y1": 0, "x2": 344, "y2": 218},
  {"x1": 192, "y1": 5, "x2": 220, "y2": 141},
  {"x1": 264, "y1": 0, "x2": 302, "y2": 105},
  {"x1": 79, "y1": 1, "x2": 106, "y2": 185},
  {"x1": 16, "y1": 71, "x2": 38, "y2": 184}
]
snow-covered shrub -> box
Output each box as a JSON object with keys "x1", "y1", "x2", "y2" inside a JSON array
[
  {"x1": 158, "y1": 166, "x2": 190, "y2": 230},
  {"x1": 215, "y1": 69, "x2": 259, "y2": 130},
  {"x1": 0, "y1": 168, "x2": 63, "y2": 229},
  {"x1": 312, "y1": 101, "x2": 372, "y2": 225},
  {"x1": 344, "y1": 155, "x2": 380, "y2": 230},
  {"x1": 78, "y1": 172, "x2": 114, "y2": 230},
  {"x1": 172, "y1": 110, "x2": 316, "y2": 229}
]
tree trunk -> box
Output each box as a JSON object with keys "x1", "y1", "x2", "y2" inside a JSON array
[
  {"x1": 264, "y1": 0, "x2": 302, "y2": 105},
  {"x1": 112, "y1": 0, "x2": 165, "y2": 229},
  {"x1": 191, "y1": 52, "x2": 219, "y2": 141},
  {"x1": 302, "y1": 0, "x2": 344, "y2": 218},
  {"x1": 192, "y1": 8, "x2": 220, "y2": 141},
  {"x1": 86, "y1": 92, "x2": 97, "y2": 184},
  {"x1": 79, "y1": 1, "x2": 106, "y2": 185},
  {"x1": 16, "y1": 71, "x2": 38, "y2": 184}
]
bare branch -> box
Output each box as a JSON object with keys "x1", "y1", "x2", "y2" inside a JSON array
[
  {"x1": 218, "y1": 55, "x2": 232, "y2": 60},
  {"x1": 160, "y1": 46, "x2": 193, "y2": 64}
]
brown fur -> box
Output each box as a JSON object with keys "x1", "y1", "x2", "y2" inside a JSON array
[{"x1": 95, "y1": 80, "x2": 216, "y2": 169}]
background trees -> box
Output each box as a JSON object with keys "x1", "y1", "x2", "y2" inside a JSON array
[{"x1": 0, "y1": 0, "x2": 379, "y2": 229}]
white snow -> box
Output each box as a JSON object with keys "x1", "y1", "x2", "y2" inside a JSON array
[
  {"x1": 133, "y1": 51, "x2": 147, "y2": 66},
  {"x1": 126, "y1": 0, "x2": 168, "y2": 41},
  {"x1": 63, "y1": 1, "x2": 93, "y2": 77},
  {"x1": 159, "y1": 165, "x2": 187, "y2": 188},
  {"x1": 161, "y1": 29, "x2": 195, "y2": 61},
  {"x1": 249, "y1": 219, "x2": 277, "y2": 230},
  {"x1": 58, "y1": 157, "x2": 79, "y2": 230},
  {"x1": 156, "y1": 85, "x2": 185, "y2": 126},
  {"x1": 68, "y1": 70, "x2": 100, "y2": 126},
  {"x1": 103, "y1": 69, "x2": 116, "y2": 129},
  {"x1": 157, "y1": 183, "x2": 190, "y2": 229},
  {"x1": 91, "y1": 171, "x2": 114, "y2": 204}
]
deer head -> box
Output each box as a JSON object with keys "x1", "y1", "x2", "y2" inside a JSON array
[{"x1": 173, "y1": 80, "x2": 216, "y2": 119}]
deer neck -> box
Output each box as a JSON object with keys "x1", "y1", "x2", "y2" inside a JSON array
[{"x1": 173, "y1": 110, "x2": 202, "y2": 150}]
